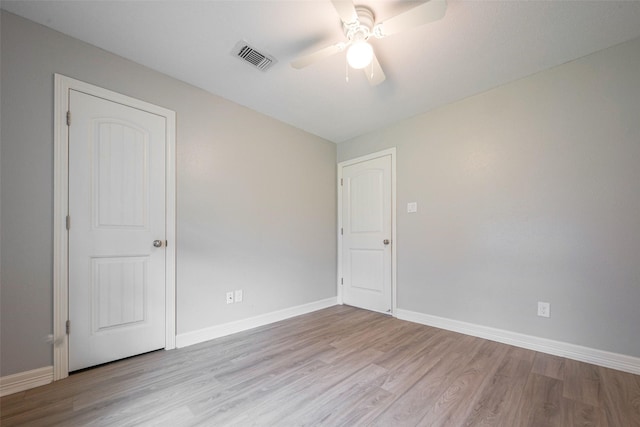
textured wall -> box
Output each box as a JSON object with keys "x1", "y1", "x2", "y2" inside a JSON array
[{"x1": 338, "y1": 37, "x2": 640, "y2": 357}]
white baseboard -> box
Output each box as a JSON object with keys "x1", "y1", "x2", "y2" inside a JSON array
[
  {"x1": 0, "y1": 366, "x2": 54, "y2": 397},
  {"x1": 396, "y1": 309, "x2": 640, "y2": 375},
  {"x1": 176, "y1": 297, "x2": 338, "y2": 348}
]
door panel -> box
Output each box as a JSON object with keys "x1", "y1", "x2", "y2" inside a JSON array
[
  {"x1": 69, "y1": 90, "x2": 166, "y2": 371},
  {"x1": 93, "y1": 256, "x2": 147, "y2": 330},
  {"x1": 350, "y1": 249, "x2": 384, "y2": 292},
  {"x1": 342, "y1": 155, "x2": 392, "y2": 313},
  {"x1": 95, "y1": 121, "x2": 148, "y2": 228}
]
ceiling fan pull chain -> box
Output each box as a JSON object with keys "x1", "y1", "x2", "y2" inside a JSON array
[{"x1": 345, "y1": 58, "x2": 350, "y2": 82}]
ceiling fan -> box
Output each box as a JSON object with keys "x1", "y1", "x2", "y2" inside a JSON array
[{"x1": 291, "y1": 0, "x2": 447, "y2": 86}]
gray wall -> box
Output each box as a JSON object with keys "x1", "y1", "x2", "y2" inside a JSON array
[
  {"x1": 0, "y1": 11, "x2": 337, "y2": 376},
  {"x1": 338, "y1": 36, "x2": 640, "y2": 358}
]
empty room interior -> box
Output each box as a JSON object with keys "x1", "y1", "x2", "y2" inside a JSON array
[{"x1": 1, "y1": 0, "x2": 640, "y2": 425}]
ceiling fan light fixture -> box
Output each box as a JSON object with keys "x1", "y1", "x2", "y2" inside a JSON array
[
  {"x1": 346, "y1": 40, "x2": 373, "y2": 69},
  {"x1": 291, "y1": 0, "x2": 447, "y2": 85}
]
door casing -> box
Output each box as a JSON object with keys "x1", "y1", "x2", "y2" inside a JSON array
[
  {"x1": 53, "y1": 74, "x2": 176, "y2": 380},
  {"x1": 337, "y1": 148, "x2": 397, "y2": 315}
]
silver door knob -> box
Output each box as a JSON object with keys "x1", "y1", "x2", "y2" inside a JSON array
[
  {"x1": 383, "y1": 239, "x2": 390, "y2": 245},
  {"x1": 153, "y1": 240, "x2": 163, "y2": 248}
]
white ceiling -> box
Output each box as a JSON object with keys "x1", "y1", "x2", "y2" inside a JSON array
[{"x1": 3, "y1": 0, "x2": 640, "y2": 143}]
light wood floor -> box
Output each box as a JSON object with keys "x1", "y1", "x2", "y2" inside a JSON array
[{"x1": 2, "y1": 305, "x2": 639, "y2": 426}]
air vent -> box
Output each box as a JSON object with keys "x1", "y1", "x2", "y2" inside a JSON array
[{"x1": 232, "y1": 41, "x2": 277, "y2": 72}]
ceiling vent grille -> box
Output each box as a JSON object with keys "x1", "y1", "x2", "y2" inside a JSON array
[{"x1": 232, "y1": 41, "x2": 277, "y2": 72}]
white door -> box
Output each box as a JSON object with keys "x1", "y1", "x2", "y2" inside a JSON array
[
  {"x1": 68, "y1": 89, "x2": 167, "y2": 371},
  {"x1": 341, "y1": 154, "x2": 393, "y2": 314}
]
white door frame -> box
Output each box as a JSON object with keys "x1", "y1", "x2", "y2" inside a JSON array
[
  {"x1": 337, "y1": 148, "x2": 397, "y2": 315},
  {"x1": 53, "y1": 74, "x2": 176, "y2": 380}
]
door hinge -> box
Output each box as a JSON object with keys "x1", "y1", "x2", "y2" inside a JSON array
[
  {"x1": 341, "y1": 278, "x2": 343, "y2": 285},
  {"x1": 341, "y1": 228, "x2": 343, "y2": 235},
  {"x1": 66, "y1": 320, "x2": 70, "y2": 335},
  {"x1": 66, "y1": 215, "x2": 71, "y2": 230},
  {"x1": 340, "y1": 178, "x2": 343, "y2": 186},
  {"x1": 66, "y1": 111, "x2": 71, "y2": 126}
]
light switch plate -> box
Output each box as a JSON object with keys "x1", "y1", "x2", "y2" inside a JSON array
[{"x1": 407, "y1": 202, "x2": 418, "y2": 213}]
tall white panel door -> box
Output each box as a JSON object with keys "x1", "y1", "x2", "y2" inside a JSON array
[
  {"x1": 341, "y1": 155, "x2": 392, "y2": 314},
  {"x1": 69, "y1": 89, "x2": 167, "y2": 371}
]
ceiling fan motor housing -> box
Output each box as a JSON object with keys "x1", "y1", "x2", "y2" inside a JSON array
[{"x1": 344, "y1": 6, "x2": 375, "y2": 42}]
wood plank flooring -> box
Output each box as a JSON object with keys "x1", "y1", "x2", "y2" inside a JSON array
[{"x1": 2, "y1": 305, "x2": 639, "y2": 426}]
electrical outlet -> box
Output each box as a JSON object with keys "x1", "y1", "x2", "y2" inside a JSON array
[
  {"x1": 226, "y1": 291, "x2": 234, "y2": 304},
  {"x1": 537, "y1": 301, "x2": 550, "y2": 318},
  {"x1": 235, "y1": 289, "x2": 243, "y2": 303},
  {"x1": 407, "y1": 202, "x2": 418, "y2": 213}
]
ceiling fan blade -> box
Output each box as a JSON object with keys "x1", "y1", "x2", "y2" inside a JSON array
[
  {"x1": 376, "y1": 0, "x2": 447, "y2": 37},
  {"x1": 291, "y1": 43, "x2": 345, "y2": 69},
  {"x1": 364, "y1": 52, "x2": 385, "y2": 86},
  {"x1": 331, "y1": 0, "x2": 358, "y2": 24}
]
